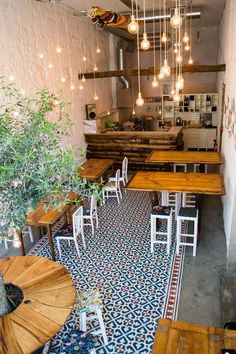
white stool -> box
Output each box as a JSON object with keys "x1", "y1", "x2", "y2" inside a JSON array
[
  {"x1": 176, "y1": 207, "x2": 199, "y2": 256},
  {"x1": 194, "y1": 163, "x2": 207, "y2": 173},
  {"x1": 76, "y1": 288, "x2": 108, "y2": 346},
  {"x1": 161, "y1": 192, "x2": 181, "y2": 219},
  {"x1": 173, "y1": 163, "x2": 187, "y2": 172},
  {"x1": 151, "y1": 206, "x2": 172, "y2": 255}
]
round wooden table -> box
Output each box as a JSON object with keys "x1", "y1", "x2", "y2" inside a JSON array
[{"x1": 0, "y1": 256, "x2": 76, "y2": 354}]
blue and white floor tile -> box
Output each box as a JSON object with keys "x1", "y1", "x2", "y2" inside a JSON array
[{"x1": 28, "y1": 190, "x2": 184, "y2": 354}]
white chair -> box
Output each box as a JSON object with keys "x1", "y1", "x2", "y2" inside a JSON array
[
  {"x1": 109, "y1": 156, "x2": 129, "y2": 187},
  {"x1": 173, "y1": 163, "x2": 187, "y2": 172},
  {"x1": 76, "y1": 288, "x2": 108, "y2": 346},
  {"x1": 55, "y1": 206, "x2": 85, "y2": 257},
  {"x1": 151, "y1": 206, "x2": 172, "y2": 255},
  {"x1": 3, "y1": 226, "x2": 34, "y2": 250},
  {"x1": 176, "y1": 207, "x2": 199, "y2": 256},
  {"x1": 194, "y1": 163, "x2": 208, "y2": 173},
  {"x1": 161, "y1": 192, "x2": 181, "y2": 219},
  {"x1": 103, "y1": 169, "x2": 121, "y2": 204},
  {"x1": 83, "y1": 195, "x2": 98, "y2": 235},
  {"x1": 182, "y1": 193, "x2": 197, "y2": 207}
]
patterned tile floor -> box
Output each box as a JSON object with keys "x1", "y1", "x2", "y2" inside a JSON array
[{"x1": 28, "y1": 190, "x2": 184, "y2": 354}]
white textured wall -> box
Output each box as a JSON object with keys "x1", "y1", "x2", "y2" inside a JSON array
[
  {"x1": 217, "y1": 0, "x2": 236, "y2": 256},
  {"x1": 0, "y1": 0, "x2": 115, "y2": 153}
]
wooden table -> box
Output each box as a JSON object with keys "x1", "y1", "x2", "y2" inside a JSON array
[
  {"x1": 125, "y1": 171, "x2": 225, "y2": 195},
  {"x1": 77, "y1": 159, "x2": 114, "y2": 181},
  {"x1": 0, "y1": 256, "x2": 76, "y2": 354},
  {"x1": 26, "y1": 204, "x2": 69, "y2": 260},
  {"x1": 152, "y1": 318, "x2": 236, "y2": 353},
  {"x1": 146, "y1": 150, "x2": 223, "y2": 165}
]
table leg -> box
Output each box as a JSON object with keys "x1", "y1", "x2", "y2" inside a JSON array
[
  {"x1": 19, "y1": 231, "x2": 25, "y2": 256},
  {"x1": 47, "y1": 226, "x2": 56, "y2": 261}
]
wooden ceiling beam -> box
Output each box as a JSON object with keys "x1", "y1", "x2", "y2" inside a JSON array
[{"x1": 79, "y1": 64, "x2": 226, "y2": 80}]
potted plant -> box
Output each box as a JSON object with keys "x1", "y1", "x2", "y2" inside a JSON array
[{"x1": 0, "y1": 77, "x2": 101, "y2": 316}]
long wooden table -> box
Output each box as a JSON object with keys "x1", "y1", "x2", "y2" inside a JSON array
[
  {"x1": 125, "y1": 171, "x2": 225, "y2": 195},
  {"x1": 146, "y1": 150, "x2": 223, "y2": 165},
  {"x1": 152, "y1": 318, "x2": 236, "y2": 353},
  {"x1": 0, "y1": 256, "x2": 76, "y2": 354},
  {"x1": 78, "y1": 158, "x2": 114, "y2": 181}
]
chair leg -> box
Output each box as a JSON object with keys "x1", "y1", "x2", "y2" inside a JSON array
[
  {"x1": 116, "y1": 190, "x2": 120, "y2": 204},
  {"x1": 176, "y1": 218, "x2": 180, "y2": 255},
  {"x1": 193, "y1": 218, "x2": 198, "y2": 256},
  {"x1": 56, "y1": 239, "x2": 62, "y2": 258},
  {"x1": 81, "y1": 229, "x2": 86, "y2": 249},
  {"x1": 74, "y1": 238, "x2": 81, "y2": 257},
  {"x1": 95, "y1": 212, "x2": 99, "y2": 228},
  {"x1": 167, "y1": 217, "x2": 172, "y2": 255},
  {"x1": 28, "y1": 226, "x2": 34, "y2": 242},
  {"x1": 96, "y1": 308, "x2": 108, "y2": 346},
  {"x1": 118, "y1": 185, "x2": 122, "y2": 199},
  {"x1": 150, "y1": 216, "x2": 155, "y2": 253},
  {"x1": 90, "y1": 216, "x2": 95, "y2": 235},
  {"x1": 80, "y1": 312, "x2": 87, "y2": 332}
]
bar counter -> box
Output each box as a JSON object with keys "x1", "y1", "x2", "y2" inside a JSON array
[{"x1": 84, "y1": 127, "x2": 183, "y2": 167}]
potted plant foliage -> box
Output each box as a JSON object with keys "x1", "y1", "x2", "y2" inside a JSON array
[{"x1": 0, "y1": 77, "x2": 101, "y2": 316}]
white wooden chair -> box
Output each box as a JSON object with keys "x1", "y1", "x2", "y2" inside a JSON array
[
  {"x1": 3, "y1": 226, "x2": 34, "y2": 250},
  {"x1": 55, "y1": 206, "x2": 85, "y2": 257},
  {"x1": 103, "y1": 169, "x2": 121, "y2": 204},
  {"x1": 83, "y1": 195, "x2": 98, "y2": 235},
  {"x1": 173, "y1": 163, "x2": 187, "y2": 172},
  {"x1": 151, "y1": 206, "x2": 172, "y2": 255},
  {"x1": 109, "y1": 156, "x2": 129, "y2": 187},
  {"x1": 161, "y1": 192, "x2": 181, "y2": 219},
  {"x1": 176, "y1": 207, "x2": 199, "y2": 256}
]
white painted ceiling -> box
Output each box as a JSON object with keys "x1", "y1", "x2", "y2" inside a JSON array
[{"x1": 62, "y1": 0, "x2": 225, "y2": 26}]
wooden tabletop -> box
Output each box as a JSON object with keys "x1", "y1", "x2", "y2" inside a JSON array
[
  {"x1": 77, "y1": 159, "x2": 114, "y2": 180},
  {"x1": 26, "y1": 204, "x2": 69, "y2": 227},
  {"x1": 152, "y1": 318, "x2": 236, "y2": 353},
  {"x1": 125, "y1": 171, "x2": 225, "y2": 195},
  {"x1": 0, "y1": 256, "x2": 76, "y2": 354},
  {"x1": 146, "y1": 150, "x2": 224, "y2": 164}
]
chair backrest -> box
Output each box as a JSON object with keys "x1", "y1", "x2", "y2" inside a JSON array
[
  {"x1": 73, "y1": 206, "x2": 83, "y2": 237},
  {"x1": 115, "y1": 169, "x2": 121, "y2": 187},
  {"x1": 124, "y1": 156, "x2": 128, "y2": 181},
  {"x1": 90, "y1": 194, "x2": 97, "y2": 214},
  {"x1": 121, "y1": 158, "x2": 126, "y2": 179}
]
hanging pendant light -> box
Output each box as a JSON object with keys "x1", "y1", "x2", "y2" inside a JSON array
[
  {"x1": 82, "y1": 75, "x2": 86, "y2": 82},
  {"x1": 135, "y1": 3, "x2": 144, "y2": 106},
  {"x1": 173, "y1": 93, "x2": 181, "y2": 102},
  {"x1": 140, "y1": 0, "x2": 150, "y2": 50},
  {"x1": 184, "y1": 43, "x2": 190, "y2": 51},
  {"x1": 183, "y1": 32, "x2": 189, "y2": 43},
  {"x1": 161, "y1": 59, "x2": 171, "y2": 77},
  {"x1": 128, "y1": 15, "x2": 139, "y2": 34},
  {"x1": 151, "y1": 0, "x2": 159, "y2": 88},
  {"x1": 128, "y1": 0, "x2": 139, "y2": 34},
  {"x1": 170, "y1": 8, "x2": 182, "y2": 29},
  {"x1": 152, "y1": 76, "x2": 159, "y2": 87},
  {"x1": 188, "y1": 56, "x2": 194, "y2": 65},
  {"x1": 175, "y1": 75, "x2": 184, "y2": 90},
  {"x1": 79, "y1": 83, "x2": 84, "y2": 90},
  {"x1": 161, "y1": 32, "x2": 167, "y2": 43},
  {"x1": 176, "y1": 53, "x2": 183, "y2": 63},
  {"x1": 96, "y1": 47, "x2": 101, "y2": 53}
]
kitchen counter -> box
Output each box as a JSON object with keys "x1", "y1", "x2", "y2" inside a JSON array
[{"x1": 84, "y1": 127, "x2": 184, "y2": 167}]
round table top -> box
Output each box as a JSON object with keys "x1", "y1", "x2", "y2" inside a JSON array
[{"x1": 0, "y1": 256, "x2": 76, "y2": 354}]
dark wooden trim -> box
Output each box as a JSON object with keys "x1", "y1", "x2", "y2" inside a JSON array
[{"x1": 79, "y1": 64, "x2": 226, "y2": 80}]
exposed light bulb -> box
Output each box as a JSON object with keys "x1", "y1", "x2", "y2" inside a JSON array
[
  {"x1": 174, "y1": 47, "x2": 178, "y2": 54},
  {"x1": 176, "y1": 53, "x2": 183, "y2": 63},
  {"x1": 151, "y1": 76, "x2": 159, "y2": 88},
  {"x1": 60, "y1": 76, "x2": 66, "y2": 83},
  {"x1": 107, "y1": 110, "x2": 110, "y2": 115},
  {"x1": 136, "y1": 92, "x2": 144, "y2": 106},
  {"x1": 141, "y1": 33, "x2": 150, "y2": 50},
  {"x1": 70, "y1": 84, "x2": 75, "y2": 90},
  {"x1": 183, "y1": 32, "x2": 190, "y2": 43},
  {"x1": 9, "y1": 75, "x2": 15, "y2": 82},
  {"x1": 128, "y1": 15, "x2": 139, "y2": 34},
  {"x1": 39, "y1": 53, "x2": 44, "y2": 59},
  {"x1": 161, "y1": 32, "x2": 167, "y2": 43},
  {"x1": 188, "y1": 57, "x2": 194, "y2": 65},
  {"x1": 13, "y1": 234, "x2": 21, "y2": 248},
  {"x1": 79, "y1": 83, "x2": 84, "y2": 90},
  {"x1": 170, "y1": 8, "x2": 182, "y2": 29},
  {"x1": 159, "y1": 109, "x2": 162, "y2": 115},
  {"x1": 173, "y1": 93, "x2": 181, "y2": 102},
  {"x1": 94, "y1": 93, "x2": 99, "y2": 100},
  {"x1": 176, "y1": 76, "x2": 184, "y2": 90},
  {"x1": 171, "y1": 88, "x2": 175, "y2": 95},
  {"x1": 82, "y1": 56, "x2": 87, "y2": 61},
  {"x1": 56, "y1": 46, "x2": 62, "y2": 53},
  {"x1": 82, "y1": 75, "x2": 86, "y2": 82},
  {"x1": 96, "y1": 47, "x2": 101, "y2": 53},
  {"x1": 184, "y1": 43, "x2": 190, "y2": 51},
  {"x1": 48, "y1": 63, "x2": 53, "y2": 69},
  {"x1": 93, "y1": 65, "x2": 98, "y2": 71},
  {"x1": 158, "y1": 72, "x2": 164, "y2": 80},
  {"x1": 132, "y1": 109, "x2": 136, "y2": 115},
  {"x1": 161, "y1": 59, "x2": 171, "y2": 77}
]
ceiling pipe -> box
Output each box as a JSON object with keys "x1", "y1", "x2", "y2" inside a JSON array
[{"x1": 117, "y1": 41, "x2": 130, "y2": 89}]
